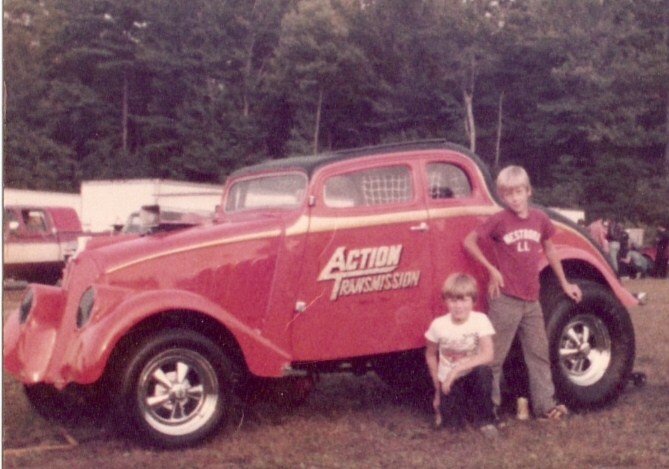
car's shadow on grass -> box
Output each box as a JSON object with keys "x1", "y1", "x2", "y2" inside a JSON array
[{"x1": 7, "y1": 372, "x2": 432, "y2": 449}]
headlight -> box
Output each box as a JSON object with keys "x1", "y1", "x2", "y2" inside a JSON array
[
  {"x1": 19, "y1": 289, "x2": 34, "y2": 324},
  {"x1": 76, "y1": 288, "x2": 96, "y2": 328}
]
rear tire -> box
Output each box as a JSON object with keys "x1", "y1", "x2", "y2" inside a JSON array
[
  {"x1": 544, "y1": 280, "x2": 635, "y2": 408},
  {"x1": 117, "y1": 329, "x2": 233, "y2": 448}
]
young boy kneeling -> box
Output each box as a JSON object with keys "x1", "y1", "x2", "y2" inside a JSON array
[{"x1": 424, "y1": 273, "x2": 498, "y2": 437}]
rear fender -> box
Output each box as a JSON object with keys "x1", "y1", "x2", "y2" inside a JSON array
[
  {"x1": 68, "y1": 289, "x2": 292, "y2": 384},
  {"x1": 540, "y1": 246, "x2": 637, "y2": 308}
]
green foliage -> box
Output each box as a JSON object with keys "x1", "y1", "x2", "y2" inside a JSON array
[
  {"x1": 2, "y1": 0, "x2": 668, "y2": 225},
  {"x1": 532, "y1": 154, "x2": 585, "y2": 210}
]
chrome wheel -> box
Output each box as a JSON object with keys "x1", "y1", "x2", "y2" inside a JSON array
[
  {"x1": 558, "y1": 314, "x2": 611, "y2": 387},
  {"x1": 137, "y1": 348, "x2": 219, "y2": 437}
]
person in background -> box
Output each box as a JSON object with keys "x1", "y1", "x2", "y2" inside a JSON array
[
  {"x1": 607, "y1": 220, "x2": 625, "y2": 273},
  {"x1": 588, "y1": 218, "x2": 610, "y2": 253},
  {"x1": 653, "y1": 224, "x2": 669, "y2": 278},
  {"x1": 618, "y1": 231, "x2": 652, "y2": 278}
]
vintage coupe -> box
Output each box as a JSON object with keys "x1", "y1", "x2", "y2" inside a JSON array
[{"x1": 4, "y1": 141, "x2": 637, "y2": 447}]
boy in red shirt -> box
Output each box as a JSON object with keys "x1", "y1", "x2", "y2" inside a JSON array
[{"x1": 464, "y1": 165, "x2": 582, "y2": 420}]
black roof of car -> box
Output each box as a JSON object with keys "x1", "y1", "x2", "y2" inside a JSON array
[{"x1": 229, "y1": 140, "x2": 492, "y2": 182}]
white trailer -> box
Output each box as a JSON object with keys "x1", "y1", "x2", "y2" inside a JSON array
[{"x1": 80, "y1": 179, "x2": 223, "y2": 232}]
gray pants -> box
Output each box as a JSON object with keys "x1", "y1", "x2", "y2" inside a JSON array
[{"x1": 488, "y1": 294, "x2": 557, "y2": 416}]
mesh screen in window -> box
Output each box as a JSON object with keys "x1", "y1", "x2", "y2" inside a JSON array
[
  {"x1": 427, "y1": 163, "x2": 472, "y2": 199},
  {"x1": 324, "y1": 166, "x2": 413, "y2": 207}
]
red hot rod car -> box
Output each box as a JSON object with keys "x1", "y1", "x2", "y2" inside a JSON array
[{"x1": 4, "y1": 141, "x2": 637, "y2": 447}]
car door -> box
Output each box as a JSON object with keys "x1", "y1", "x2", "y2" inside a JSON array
[
  {"x1": 423, "y1": 155, "x2": 499, "y2": 314},
  {"x1": 291, "y1": 158, "x2": 433, "y2": 361}
]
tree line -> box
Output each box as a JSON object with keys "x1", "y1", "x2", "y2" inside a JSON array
[{"x1": 3, "y1": 0, "x2": 669, "y2": 225}]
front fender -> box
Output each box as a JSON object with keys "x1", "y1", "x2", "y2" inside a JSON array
[
  {"x1": 3, "y1": 285, "x2": 67, "y2": 382},
  {"x1": 64, "y1": 288, "x2": 292, "y2": 384}
]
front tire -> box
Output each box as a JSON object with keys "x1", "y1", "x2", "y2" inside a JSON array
[
  {"x1": 117, "y1": 329, "x2": 233, "y2": 448},
  {"x1": 544, "y1": 280, "x2": 635, "y2": 408}
]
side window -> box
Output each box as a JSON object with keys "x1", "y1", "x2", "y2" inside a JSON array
[
  {"x1": 21, "y1": 209, "x2": 48, "y2": 233},
  {"x1": 3, "y1": 210, "x2": 19, "y2": 235},
  {"x1": 426, "y1": 163, "x2": 472, "y2": 199},
  {"x1": 324, "y1": 165, "x2": 413, "y2": 208}
]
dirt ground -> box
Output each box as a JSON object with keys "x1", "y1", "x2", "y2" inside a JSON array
[{"x1": 3, "y1": 278, "x2": 669, "y2": 468}]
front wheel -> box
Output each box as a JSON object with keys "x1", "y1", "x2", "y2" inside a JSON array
[
  {"x1": 117, "y1": 329, "x2": 234, "y2": 448},
  {"x1": 544, "y1": 280, "x2": 635, "y2": 408}
]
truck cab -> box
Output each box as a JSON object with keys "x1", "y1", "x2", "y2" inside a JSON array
[{"x1": 3, "y1": 205, "x2": 82, "y2": 284}]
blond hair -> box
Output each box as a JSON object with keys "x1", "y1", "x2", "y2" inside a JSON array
[
  {"x1": 496, "y1": 165, "x2": 531, "y2": 192},
  {"x1": 441, "y1": 273, "x2": 478, "y2": 302}
]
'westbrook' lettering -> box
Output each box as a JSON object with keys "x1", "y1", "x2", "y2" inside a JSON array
[{"x1": 502, "y1": 229, "x2": 541, "y2": 245}]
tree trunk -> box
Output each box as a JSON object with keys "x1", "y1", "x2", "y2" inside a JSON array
[
  {"x1": 463, "y1": 55, "x2": 477, "y2": 153},
  {"x1": 122, "y1": 71, "x2": 128, "y2": 153},
  {"x1": 242, "y1": 0, "x2": 260, "y2": 118},
  {"x1": 313, "y1": 87, "x2": 323, "y2": 155},
  {"x1": 664, "y1": 92, "x2": 669, "y2": 174},
  {"x1": 463, "y1": 89, "x2": 475, "y2": 153},
  {"x1": 242, "y1": 31, "x2": 256, "y2": 118},
  {"x1": 494, "y1": 92, "x2": 504, "y2": 172}
]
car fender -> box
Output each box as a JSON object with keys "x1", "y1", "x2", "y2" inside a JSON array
[
  {"x1": 538, "y1": 245, "x2": 638, "y2": 307},
  {"x1": 3, "y1": 285, "x2": 67, "y2": 382},
  {"x1": 66, "y1": 288, "x2": 292, "y2": 384}
]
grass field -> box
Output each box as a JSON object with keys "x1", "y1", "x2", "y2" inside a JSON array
[{"x1": 3, "y1": 278, "x2": 669, "y2": 468}]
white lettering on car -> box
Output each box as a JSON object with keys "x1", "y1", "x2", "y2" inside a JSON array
[{"x1": 318, "y1": 245, "x2": 421, "y2": 300}]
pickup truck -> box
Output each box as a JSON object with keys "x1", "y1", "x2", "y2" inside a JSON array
[
  {"x1": 3, "y1": 205, "x2": 82, "y2": 284},
  {"x1": 4, "y1": 141, "x2": 637, "y2": 447}
]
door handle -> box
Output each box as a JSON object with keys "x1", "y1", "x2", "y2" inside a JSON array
[{"x1": 410, "y1": 222, "x2": 429, "y2": 232}]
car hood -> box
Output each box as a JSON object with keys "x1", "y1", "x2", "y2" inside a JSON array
[{"x1": 80, "y1": 215, "x2": 289, "y2": 283}]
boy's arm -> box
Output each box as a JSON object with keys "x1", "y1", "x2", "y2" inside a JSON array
[
  {"x1": 425, "y1": 340, "x2": 440, "y2": 391},
  {"x1": 425, "y1": 340, "x2": 442, "y2": 411},
  {"x1": 464, "y1": 230, "x2": 504, "y2": 297},
  {"x1": 442, "y1": 335, "x2": 494, "y2": 393},
  {"x1": 543, "y1": 239, "x2": 582, "y2": 302}
]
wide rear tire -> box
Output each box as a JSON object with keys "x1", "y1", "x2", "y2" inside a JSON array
[{"x1": 544, "y1": 280, "x2": 635, "y2": 408}]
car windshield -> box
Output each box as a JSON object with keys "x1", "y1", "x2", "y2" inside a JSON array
[{"x1": 225, "y1": 173, "x2": 307, "y2": 212}]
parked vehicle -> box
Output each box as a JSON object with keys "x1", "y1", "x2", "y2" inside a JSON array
[
  {"x1": 4, "y1": 141, "x2": 638, "y2": 447},
  {"x1": 80, "y1": 179, "x2": 221, "y2": 232},
  {"x1": 74, "y1": 205, "x2": 213, "y2": 255},
  {"x1": 3, "y1": 206, "x2": 83, "y2": 284}
]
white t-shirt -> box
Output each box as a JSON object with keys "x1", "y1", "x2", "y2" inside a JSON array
[{"x1": 424, "y1": 311, "x2": 495, "y2": 382}]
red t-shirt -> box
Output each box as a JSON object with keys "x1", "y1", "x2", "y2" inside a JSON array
[{"x1": 476, "y1": 207, "x2": 555, "y2": 301}]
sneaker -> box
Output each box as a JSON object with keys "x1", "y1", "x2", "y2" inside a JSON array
[
  {"x1": 433, "y1": 413, "x2": 443, "y2": 430},
  {"x1": 539, "y1": 404, "x2": 569, "y2": 421},
  {"x1": 479, "y1": 424, "x2": 499, "y2": 439}
]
